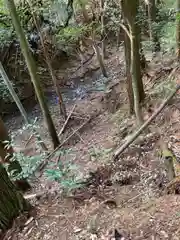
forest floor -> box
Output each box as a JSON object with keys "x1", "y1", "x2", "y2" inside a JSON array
[{"x1": 3, "y1": 46, "x2": 180, "y2": 240}]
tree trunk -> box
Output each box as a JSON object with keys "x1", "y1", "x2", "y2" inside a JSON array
[
  {"x1": 131, "y1": 27, "x2": 143, "y2": 125},
  {"x1": 92, "y1": 39, "x2": 108, "y2": 78},
  {"x1": 121, "y1": 0, "x2": 134, "y2": 114},
  {"x1": 148, "y1": 0, "x2": 161, "y2": 52},
  {"x1": 100, "y1": 0, "x2": 106, "y2": 60},
  {"x1": 0, "y1": 163, "x2": 30, "y2": 231},
  {"x1": 6, "y1": 0, "x2": 60, "y2": 149},
  {"x1": 27, "y1": 5, "x2": 67, "y2": 119},
  {"x1": 0, "y1": 117, "x2": 31, "y2": 192},
  {"x1": 47, "y1": 63, "x2": 67, "y2": 119},
  {"x1": 121, "y1": 0, "x2": 145, "y2": 122},
  {"x1": 177, "y1": 0, "x2": 180, "y2": 60},
  {"x1": 122, "y1": 0, "x2": 145, "y2": 125},
  {"x1": 123, "y1": 27, "x2": 134, "y2": 114},
  {"x1": 139, "y1": 42, "x2": 147, "y2": 71},
  {"x1": 0, "y1": 62, "x2": 48, "y2": 151}
]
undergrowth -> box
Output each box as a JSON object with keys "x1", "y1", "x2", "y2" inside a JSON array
[
  {"x1": 4, "y1": 123, "x2": 83, "y2": 193},
  {"x1": 149, "y1": 78, "x2": 176, "y2": 99}
]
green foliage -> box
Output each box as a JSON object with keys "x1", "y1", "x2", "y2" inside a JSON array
[
  {"x1": 16, "y1": 0, "x2": 50, "y2": 30},
  {"x1": 159, "y1": 3, "x2": 176, "y2": 52},
  {"x1": 4, "y1": 121, "x2": 46, "y2": 180},
  {"x1": 8, "y1": 153, "x2": 44, "y2": 180},
  {"x1": 56, "y1": 23, "x2": 96, "y2": 51},
  {"x1": 104, "y1": 0, "x2": 121, "y2": 35},
  {"x1": 161, "y1": 22, "x2": 176, "y2": 51},
  {"x1": 0, "y1": 0, "x2": 14, "y2": 47},
  {"x1": 177, "y1": 13, "x2": 180, "y2": 21},
  {"x1": 0, "y1": 78, "x2": 12, "y2": 102},
  {"x1": 45, "y1": 149, "x2": 83, "y2": 192},
  {"x1": 58, "y1": 25, "x2": 87, "y2": 42},
  {"x1": 140, "y1": 1, "x2": 177, "y2": 53},
  {"x1": 4, "y1": 124, "x2": 83, "y2": 193}
]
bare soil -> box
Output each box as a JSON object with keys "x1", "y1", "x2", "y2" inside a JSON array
[{"x1": 3, "y1": 49, "x2": 180, "y2": 240}]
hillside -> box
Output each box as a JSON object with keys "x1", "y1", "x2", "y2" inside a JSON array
[{"x1": 2, "y1": 46, "x2": 180, "y2": 239}]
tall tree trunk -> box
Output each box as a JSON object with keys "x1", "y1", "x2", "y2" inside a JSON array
[
  {"x1": 26, "y1": 4, "x2": 67, "y2": 119},
  {"x1": 122, "y1": 0, "x2": 145, "y2": 125},
  {"x1": 130, "y1": 0, "x2": 144, "y2": 125},
  {"x1": 100, "y1": 0, "x2": 106, "y2": 60},
  {"x1": 177, "y1": 0, "x2": 180, "y2": 60},
  {"x1": 148, "y1": 0, "x2": 161, "y2": 52},
  {"x1": 47, "y1": 63, "x2": 67, "y2": 119},
  {"x1": 0, "y1": 117, "x2": 31, "y2": 191},
  {"x1": 6, "y1": 0, "x2": 60, "y2": 149},
  {"x1": 124, "y1": 31, "x2": 134, "y2": 115},
  {"x1": 92, "y1": 40, "x2": 108, "y2": 77},
  {"x1": 121, "y1": 14, "x2": 134, "y2": 114},
  {"x1": 0, "y1": 62, "x2": 48, "y2": 151},
  {"x1": 131, "y1": 25, "x2": 144, "y2": 125},
  {"x1": 139, "y1": 42, "x2": 147, "y2": 71},
  {"x1": 91, "y1": 31, "x2": 108, "y2": 77},
  {"x1": 121, "y1": 0, "x2": 145, "y2": 122},
  {"x1": 0, "y1": 163, "x2": 30, "y2": 230}
]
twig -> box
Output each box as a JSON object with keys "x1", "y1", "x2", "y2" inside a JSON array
[
  {"x1": 25, "y1": 134, "x2": 34, "y2": 148},
  {"x1": 58, "y1": 105, "x2": 76, "y2": 136},
  {"x1": 58, "y1": 117, "x2": 90, "y2": 148},
  {"x1": 37, "y1": 117, "x2": 91, "y2": 173},
  {"x1": 113, "y1": 86, "x2": 180, "y2": 160},
  {"x1": 71, "y1": 115, "x2": 89, "y2": 120},
  {"x1": 70, "y1": 126, "x2": 85, "y2": 144}
]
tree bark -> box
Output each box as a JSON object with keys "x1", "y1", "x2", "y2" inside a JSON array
[
  {"x1": 0, "y1": 163, "x2": 30, "y2": 230},
  {"x1": 26, "y1": 4, "x2": 67, "y2": 119},
  {"x1": 177, "y1": 0, "x2": 180, "y2": 60},
  {"x1": 0, "y1": 62, "x2": 48, "y2": 151},
  {"x1": 0, "y1": 117, "x2": 31, "y2": 191},
  {"x1": 92, "y1": 39, "x2": 108, "y2": 78},
  {"x1": 121, "y1": 0, "x2": 145, "y2": 124},
  {"x1": 147, "y1": 0, "x2": 161, "y2": 52},
  {"x1": 131, "y1": 24, "x2": 144, "y2": 125},
  {"x1": 123, "y1": 28, "x2": 134, "y2": 114},
  {"x1": 6, "y1": 0, "x2": 60, "y2": 149},
  {"x1": 100, "y1": 0, "x2": 106, "y2": 60},
  {"x1": 139, "y1": 42, "x2": 147, "y2": 71}
]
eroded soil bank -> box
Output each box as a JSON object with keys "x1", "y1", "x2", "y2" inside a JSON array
[{"x1": 3, "y1": 48, "x2": 180, "y2": 240}]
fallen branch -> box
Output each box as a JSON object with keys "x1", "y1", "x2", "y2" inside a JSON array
[
  {"x1": 58, "y1": 104, "x2": 76, "y2": 136},
  {"x1": 58, "y1": 116, "x2": 90, "y2": 148},
  {"x1": 37, "y1": 116, "x2": 91, "y2": 173},
  {"x1": 113, "y1": 86, "x2": 180, "y2": 160}
]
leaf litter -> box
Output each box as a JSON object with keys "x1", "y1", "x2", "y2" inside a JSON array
[{"x1": 3, "y1": 49, "x2": 180, "y2": 240}]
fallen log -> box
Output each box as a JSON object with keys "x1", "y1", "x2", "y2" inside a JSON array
[{"x1": 113, "y1": 85, "x2": 180, "y2": 160}]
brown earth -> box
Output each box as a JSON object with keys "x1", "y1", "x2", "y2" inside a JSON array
[{"x1": 2, "y1": 49, "x2": 180, "y2": 240}]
